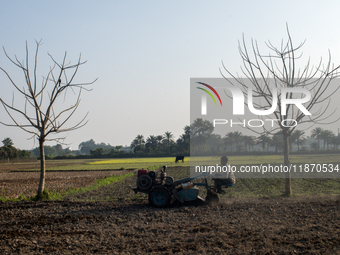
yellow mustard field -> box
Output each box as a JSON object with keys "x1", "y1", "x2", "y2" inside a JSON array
[{"x1": 89, "y1": 157, "x2": 190, "y2": 165}]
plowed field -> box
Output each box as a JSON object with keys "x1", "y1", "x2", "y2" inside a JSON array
[
  {"x1": 0, "y1": 197, "x2": 339, "y2": 254},
  {"x1": 0, "y1": 164, "x2": 339, "y2": 254}
]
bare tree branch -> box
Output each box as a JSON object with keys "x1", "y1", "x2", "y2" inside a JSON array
[
  {"x1": 0, "y1": 41, "x2": 96, "y2": 198},
  {"x1": 221, "y1": 25, "x2": 340, "y2": 195}
]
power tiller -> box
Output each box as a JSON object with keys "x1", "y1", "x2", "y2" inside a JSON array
[{"x1": 130, "y1": 165, "x2": 220, "y2": 207}]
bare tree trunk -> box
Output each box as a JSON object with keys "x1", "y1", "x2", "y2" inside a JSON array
[
  {"x1": 283, "y1": 130, "x2": 292, "y2": 196},
  {"x1": 37, "y1": 138, "x2": 45, "y2": 198}
]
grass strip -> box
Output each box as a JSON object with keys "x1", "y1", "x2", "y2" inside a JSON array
[
  {"x1": 0, "y1": 172, "x2": 133, "y2": 202},
  {"x1": 48, "y1": 172, "x2": 134, "y2": 200}
]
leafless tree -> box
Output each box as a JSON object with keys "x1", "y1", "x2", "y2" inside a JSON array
[
  {"x1": 221, "y1": 25, "x2": 340, "y2": 195},
  {"x1": 0, "y1": 40, "x2": 96, "y2": 199}
]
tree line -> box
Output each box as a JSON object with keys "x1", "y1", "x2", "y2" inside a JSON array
[
  {"x1": 1, "y1": 125, "x2": 190, "y2": 160},
  {"x1": 2, "y1": 123, "x2": 339, "y2": 160},
  {"x1": 0, "y1": 138, "x2": 31, "y2": 161},
  {"x1": 72, "y1": 126, "x2": 190, "y2": 158},
  {"x1": 190, "y1": 119, "x2": 340, "y2": 154}
]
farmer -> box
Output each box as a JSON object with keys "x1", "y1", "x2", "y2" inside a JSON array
[{"x1": 213, "y1": 156, "x2": 236, "y2": 194}]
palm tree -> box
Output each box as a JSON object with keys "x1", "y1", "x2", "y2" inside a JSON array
[
  {"x1": 290, "y1": 130, "x2": 306, "y2": 151},
  {"x1": 310, "y1": 141, "x2": 318, "y2": 152},
  {"x1": 333, "y1": 134, "x2": 340, "y2": 150},
  {"x1": 176, "y1": 126, "x2": 190, "y2": 153},
  {"x1": 311, "y1": 127, "x2": 323, "y2": 151},
  {"x1": 257, "y1": 134, "x2": 270, "y2": 152},
  {"x1": 243, "y1": 135, "x2": 256, "y2": 152},
  {"x1": 2, "y1": 137, "x2": 14, "y2": 146},
  {"x1": 190, "y1": 118, "x2": 214, "y2": 152},
  {"x1": 163, "y1": 131, "x2": 174, "y2": 153},
  {"x1": 270, "y1": 133, "x2": 284, "y2": 153},
  {"x1": 130, "y1": 138, "x2": 139, "y2": 152},
  {"x1": 156, "y1": 135, "x2": 163, "y2": 150},
  {"x1": 224, "y1": 132, "x2": 236, "y2": 152},
  {"x1": 233, "y1": 132, "x2": 243, "y2": 152},
  {"x1": 131, "y1": 134, "x2": 145, "y2": 153},
  {"x1": 146, "y1": 135, "x2": 158, "y2": 152},
  {"x1": 136, "y1": 135, "x2": 145, "y2": 148},
  {"x1": 320, "y1": 130, "x2": 334, "y2": 150}
]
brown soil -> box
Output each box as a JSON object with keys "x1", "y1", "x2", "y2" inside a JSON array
[
  {"x1": 0, "y1": 159, "x2": 92, "y2": 172},
  {"x1": 0, "y1": 197, "x2": 339, "y2": 254},
  {"x1": 0, "y1": 166, "x2": 339, "y2": 254},
  {"x1": 0, "y1": 170, "x2": 128, "y2": 199}
]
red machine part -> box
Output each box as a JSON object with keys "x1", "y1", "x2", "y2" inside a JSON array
[{"x1": 137, "y1": 169, "x2": 148, "y2": 177}]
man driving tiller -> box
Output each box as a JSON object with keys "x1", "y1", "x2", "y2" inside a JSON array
[{"x1": 213, "y1": 156, "x2": 236, "y2": 194}]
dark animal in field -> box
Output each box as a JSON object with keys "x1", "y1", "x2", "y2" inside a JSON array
[{"x1": 175, "y1": 156, "x2": 184, "y2": 163}]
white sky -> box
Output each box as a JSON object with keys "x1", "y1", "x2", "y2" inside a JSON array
[{"x1": 1, "y1": 0, "x2": 340, "y2": 150}]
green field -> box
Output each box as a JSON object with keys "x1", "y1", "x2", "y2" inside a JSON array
[
  {"x1": 33, "y1": 157, "x2": 190, "y2": 171},
  {"x1": 61, "y1": 165, "x2": 340, "y2": 201},
  {"x1": 2, "y1": 154, "x2": 340, "y2": 200},
  {"x1": 191, "y1": 154, "x2": 340, "y2": 165},
  {"x1": 36, "y1": 154, "x2": 340, "y2": 171}
]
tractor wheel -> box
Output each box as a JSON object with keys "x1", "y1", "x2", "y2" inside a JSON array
[
  {"x1": 149, "y1": 187, "x2": 171, "y2": 207},
  {"x1": 137, "y1": 175, "x2": 153, "y2": 191}
]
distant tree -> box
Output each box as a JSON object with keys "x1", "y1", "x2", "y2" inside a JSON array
[
  {"x1": 18, "y1": 149, "x2": 31, "y2": 159},
  {"x1": 0, "y1": 145, "x2": 18, "y2": 160},
  {"x1": 131, "y1": 135, "x2": 145, "y2": 153},
  {"x1": 176, "y1": 125, "x2": 190, "y2": 153},
  {"x1": 243, "y1": 135, "x2": 256, "y2": 152},
  {"x1": 233, "y1": 132, "x2": 243, "y2": 152},
  {"x1": 332, "y1": 134, "x2": 340, "y2": 150},
  {"x1": 90, "y1": 147, "x2": 103, "y2": 157},
  {"x1": 97, "y1": 142, "x2": 114, "y2": 152},
  {"x1": 224, "y1": 132, "x2": 236, "y2": 152},
  {"x1": 2, "y1": 137, "x2": 13, "y2": 146},
  {"x1": 31, "y1": 146, "x2": 56, "y2": 157},
  {"x1": 270, "y1": 133, "x2": 284, "y2": 153},
  {"x1": 146, "y1": 135, "x2": 158, "y2": 153},
  {"x1": 115, "y1": 145, "x2": 123, "y2": 151},
  {"x1": 190, "y1": 118, "x2": 214, "y2": 153},
  {"x1": 257, "y1": 134, "x2": 270, "y2": 152},
  {"x1": 136, "y1": 135, "x2": 145, "y2": 148},
  {"x1": 208, "y1": 134, "x2": 223, "y2": 153},
  {"x1": 310, "y1": 141, "x2": 318, "y2": 152},
  {"x1": 290, "y1": 130, "x2": 306, "y2": 151},
  {"x1": 130, "y1": 138, "x2": 139, "y2": 152},
  {"x1": 44, "y1": 146, "x2": 56, "y2": 157},
  {"x1": 63, "y1": 147, "x2": 72, "y2": 156},
  {"x1": 163, "y1": 131, "x2": 174, "y2": 153},
  {"x1": 311, "y1": 127, "x2": 323, "y2": 151},
  {"x1": 320, "y1": 129, "x2": 334, "y2": 150},
  {"x1": 156, "y1": 135, "x2": 163, "y2": 150},
  {"x1": 79, "y1": 139, "x2": 96, "y2": 155},
  {"x1": 54, "y1": 144, "x2": 63, "y2": 156}
]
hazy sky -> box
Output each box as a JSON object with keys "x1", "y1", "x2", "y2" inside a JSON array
[{"x1": 1, "y1": 1, "x2": 340, "y2": 150}]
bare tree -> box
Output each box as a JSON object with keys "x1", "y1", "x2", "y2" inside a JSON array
[
  {"x1": 0, "y1": 41, "x2": 96, "y2": 199},
  {"x1": 221, "y1": 25, "x2": 340, "y2": 195}
]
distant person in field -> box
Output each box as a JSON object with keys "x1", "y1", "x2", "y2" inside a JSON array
[{"x1": 213, "y1": 156, "x2": 236, "y2": 194}]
